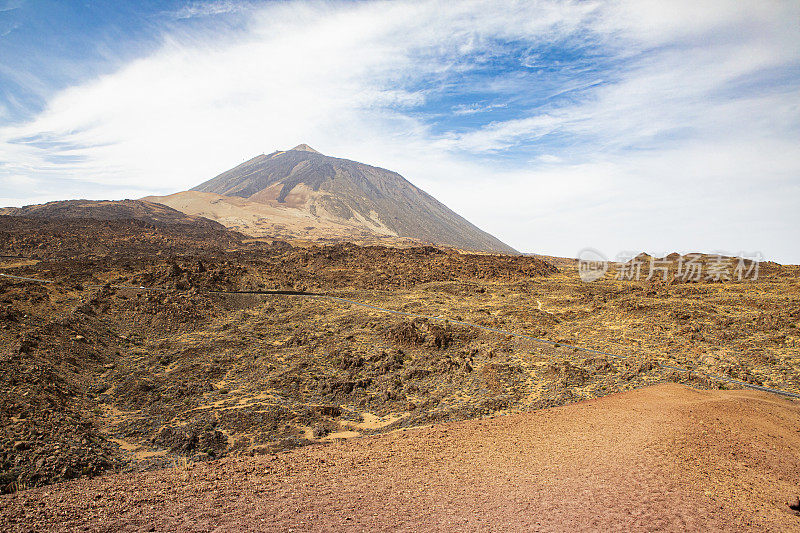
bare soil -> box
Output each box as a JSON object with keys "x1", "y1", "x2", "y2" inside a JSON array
[{"x1": 1, "y1": 384, "x2": 798, "y2": 532}]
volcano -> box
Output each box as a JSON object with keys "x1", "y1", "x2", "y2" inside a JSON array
[{"x1": 145, "y1": 145, "x2": 517, "y2": 253}]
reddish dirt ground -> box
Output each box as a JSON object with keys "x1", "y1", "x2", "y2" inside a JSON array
[{"x1": 2, "y1": 383, "x2": 799, "y2": 532}]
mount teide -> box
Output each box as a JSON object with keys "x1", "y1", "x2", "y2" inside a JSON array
[{"x1": 145, "y1": 145, "x2": 517, "y2": 254}]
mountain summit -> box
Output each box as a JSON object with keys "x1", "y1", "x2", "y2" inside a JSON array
[
  {"x1": 146, "y1": 146, "x2": 517, "y2": 253},
  {"x1": 290, "y1": 143, "x2": 320, "y2": 153}
]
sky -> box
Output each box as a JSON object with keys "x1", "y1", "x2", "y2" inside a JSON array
[{"x1": 0, "y1": 0, "x2": 798, "y2": 262}]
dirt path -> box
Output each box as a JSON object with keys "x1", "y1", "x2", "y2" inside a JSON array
[{"x1": 2, "y1": 384, "x2": 799, "y2": 532}]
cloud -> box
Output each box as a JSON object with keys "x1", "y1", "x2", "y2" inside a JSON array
[
  {"x1": 452, "y1": 102, "x2": 508, "y2": 115},
  {"x1": 437, "y1": 114, "x2": 564, "y2": 152},
  {"x1": 1, "y1": 0, "x2": 799, "y2": 262},
  {"x1": 0, "y1": 0, "x2": 597, "y2": 189},
  {"x1": 170, "y1": 1, "x2": 248, "y2": 20},
  {"x1": 0, "y1": 0, "x2": 23, "y2": 13},
  {"x1": 0, "y1": 22, "x2": 18, "y2": 37}
]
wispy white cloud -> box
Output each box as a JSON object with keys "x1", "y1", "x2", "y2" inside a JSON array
[
  {"x1": 0, "y1": 0, "x2": 23, "y2": 13},
  {"x1": 170, "y1": 0, "x2": 247, "y2": 20},
  {"x1": 437, "y1": 113, "x2": 563, "y2": 152},
  {"x1": 452, "y1": 102, "x2": 508, "y2": 115},
  {"x1": 0, "y1": 22, "x2": 18, "y2": 37},
  {"x1": 1, "y1": 0, "x2": 799, "y2": 262}
]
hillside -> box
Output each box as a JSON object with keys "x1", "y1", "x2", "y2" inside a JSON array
[
  {"x1": 146, "y1": 145, "x2": 517, "y2": 253},
  {"x1": 0, "y1": 199, "x2": 228, "y2": 232},
  {"x1": 1, "y1": 214, "x2": 799, "y2": 530}
]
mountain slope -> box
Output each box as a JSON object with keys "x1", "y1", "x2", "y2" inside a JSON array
[
  {"x1": 149, "y1": 145, "x2": 517, "y2": 253},
  {"x1": 0, "y1": 199, "x2": 229, "y2": 231}
]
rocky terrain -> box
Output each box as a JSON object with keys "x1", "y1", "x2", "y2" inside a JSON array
[
  {"x1": 0, "y1": 205, "x2": 798, "y2": 530},
  {"x1": 2, "y1": 384, "x2": 799, "y2": 532},
  {"x1": 0, "y1": 199, "x2": 229, "y2": 232},
  {"x1": 0, "y1": 210, "x2": 557, "y2": 492},
  {"x1": 146, "y1": 144, "x2": 517, "y2": 253}
]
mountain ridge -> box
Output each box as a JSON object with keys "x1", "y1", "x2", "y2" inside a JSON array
[{"x1": 0, "y1": 199, "x2": 229, "y2": 231}]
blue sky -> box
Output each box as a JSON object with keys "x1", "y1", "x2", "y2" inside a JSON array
[{"x1": 1, "y1": 0, "x2": 799, "y2": 262}]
